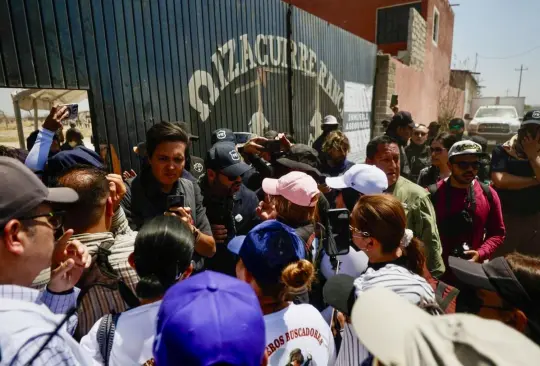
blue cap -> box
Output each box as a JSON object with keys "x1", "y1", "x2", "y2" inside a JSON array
[
  {"x1": 228, "y1": 220, "x2": 306, "y2": 285},
  {"x1": 46, "y1": 146, "x2": 104, "y2": 177},
  {"x1": 153, "y1": 271, "x2": 266, "y2": 366}
]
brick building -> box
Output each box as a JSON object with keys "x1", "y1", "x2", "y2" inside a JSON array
[{"x1": 288, "y1": 0, "x2": 463, "y2": 134}]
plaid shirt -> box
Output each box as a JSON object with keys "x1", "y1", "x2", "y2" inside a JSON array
[
  {"x1": 33, "y1": 208, "x2": 139, "y2": 338},
  {"x1": 0, "y1": 285, "x2": 94, "y2": 365}
]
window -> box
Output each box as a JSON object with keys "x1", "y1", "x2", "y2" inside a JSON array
[
  {"x1": 376, "y1": 2, "x2": 422, "y2": 45},
  {"x1": 432, "y1": 7, "x2": 440, "y2": 45}
]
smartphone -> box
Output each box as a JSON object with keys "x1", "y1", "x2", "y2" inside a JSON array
[
  {"x1": 326, "y1": 208, "x2": 351, "y2": 256},
  {"x1": 61, "y1": 104, "x2": 79, "y2": 120},
  {"x1": 234, "y1": 132, "x2": 255, "y2": 145},
  {"x1": 166, "y1": 194, "x2": 185, "y2": 211},
  {"x1": 264, "y1": 140, "x2": 281, "y2": 153},
  {"x1": 390, "y1": 95, "x2": 399, "y2": 108}
]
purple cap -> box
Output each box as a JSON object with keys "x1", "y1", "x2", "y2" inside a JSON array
[
  {"x1": 153, "y1": 271, "x2": 266, "y2": 366},
  {"x1": 228, "y1": 220, "x2": 306, "y2": 285}
]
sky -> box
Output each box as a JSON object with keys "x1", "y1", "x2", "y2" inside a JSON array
[
  {"x1": 452, "y1": 0, "x2": 540, "y2": 106},
  {"x1": 0, "y1": 0, "x2": 539, "y2": 116}
]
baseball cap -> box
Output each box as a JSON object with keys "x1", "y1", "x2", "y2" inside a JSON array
[
  {"x1": 275, "y1": 144, "x2": 324, "y2": 182},
  {"x1": 262, "y1": 171, "x2": 319, "y2": 207},
  {"x1": 449, "y1": 256, "x2": 532, "y2": 311},
  {"x1": 211, "y1": 128, "x2": 235, "y2": 145},
  {"x1": 390, "y1": 111, "x2": 415, "y2": 129},
  {"x1": 447, "y1": 140, "x2": 489, "y2": 160},
  {"x1": 322, "y1": 115, "x2": 339, "y2": 125},
  {"x1": 351, "y1": 287, "x2": 540, "y2": 365},
  {"x1": 522, "y1": 110, "x2": 540, "y2": 126},
  {"x1": 449, "y1": 118, "x2": 465, "y2": 130},
  {"x1": 323, "y1": 265, "x2": 434, "y2": 317},
  {"x1": 153, "y1": 271, "x2": 266, "y2": 366},
  {"x1": 174, "y1": 121, "x2": 199, "y2": 141},
  {"x1": 325, "y1": 164, "x2": 388, "y2": 194},
  {"x1": 227, "y1": 220, "x2": 306, "y2": 285},
  {"x1": 46, "y1": 146, "x2": 104, "y2": 178},
  {"x1": 205, "y1": 142, "x2": 251, "y2": 178},
  {"x1": 0, "y1": 157, "x2": 79, "y2": 226}
]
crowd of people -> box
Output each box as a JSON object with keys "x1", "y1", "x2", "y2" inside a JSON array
[{"x1": 2, "y1": 104, "x2": 540, "y2": 365}]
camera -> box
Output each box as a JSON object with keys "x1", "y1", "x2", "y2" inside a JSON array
[{"x1": 452, "y1": 242, "x2": 470, "y2": 259}]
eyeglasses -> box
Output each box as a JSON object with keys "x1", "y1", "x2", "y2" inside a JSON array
[
  {"x1": 414, "y1": 132, "x2": 427, "y2": 137},
  {"x1": 349, "y1": 225, "x2": 371, "y2": 239},
  {"x1": 18, "y1": 211, "x2": 66, "y2": 230},
  {"x1": 454, "y1": 161, "x2": 480, "y2": 170},
  {"x1": 430, "y1": 147, "x2": 446, "y2": 154}
]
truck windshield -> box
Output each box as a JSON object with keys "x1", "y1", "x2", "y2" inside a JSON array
[{"x1": 475, "y1": 108, "x2": 517, "y2": 119}]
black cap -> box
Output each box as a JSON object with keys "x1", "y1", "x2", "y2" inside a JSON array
[
  {"x1": 276, "y1": 144, "x2": 324, "y2": 182},
  {"x1": 449, "y1": 256, "x2": 532, "y2": 312},
  {"x1": 211, "y1": 128, "x2": 236, "y2": 145},
  {"x1": 46, "y1": 147, "x2": 104, "y2": 179},
  {"x1": 205, "y1": 142, "x2": 252, "y2": 177},
  {"x1": 390, "y1": 111, "x2": 415, "y2": 129},
  {"x1": 323, "y1": 274, "x2": 357, "y2": 317},
  {"x1": 522, "y1": 110, "x2": 540, "y2": 126},
  {"x1": 449, "y1": 118, "x2": 465, "y2": 129},
  {"x1": 174, "y1": 121, "x2": 200, "y2": 141},
  {"x1": 0, "y1": 157, "x2": 79, "y2": 226}
]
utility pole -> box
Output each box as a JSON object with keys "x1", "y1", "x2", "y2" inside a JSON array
[
  {"x1": 515, "y1": 65, "x2": 528, "y2": 97},
  {"x1": 474, "y1": 53, "x2": 478, "y2": 72},
  {"x1": 506, "y1": 89, "x2": 510, "y2": 97}
]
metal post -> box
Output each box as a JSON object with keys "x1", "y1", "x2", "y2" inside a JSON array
[
  {"x1": 33, "y1": 99, "x2": 39, "y2": 130},
  {"x1": 515, "y1": 65, "x2": 528, "y2": 97},
  {"x1": 13, "y1": 100, "x2": 25, "y2": 149}
]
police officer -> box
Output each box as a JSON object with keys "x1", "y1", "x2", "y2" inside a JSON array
[{"x1": 199, "y1": 141, "x2": 260, "y2": 275}]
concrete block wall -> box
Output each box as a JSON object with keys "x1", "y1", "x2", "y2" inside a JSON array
[
  {"x1": 373, "y1": 54, "x2": 397, "y2": 136},
  {"x1": 407, "y1": 8, "x2": 427, "y2": 71}
]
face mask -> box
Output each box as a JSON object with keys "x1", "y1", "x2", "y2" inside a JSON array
[{"x1": 69, "y1": 141, "x2": 78, "y2": 148}]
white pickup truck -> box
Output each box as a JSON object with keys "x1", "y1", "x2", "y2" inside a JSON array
[{"x1": 467, "y1": 105, "x2": 521, "y2": 145}]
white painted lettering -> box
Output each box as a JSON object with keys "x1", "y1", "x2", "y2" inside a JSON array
[
  {"x1": 318, "y1": 61, "x2": 328, "y2": 87},
  {"x1": 298, "y1": 42, "x2": 309, "y2": 73},
  {"x1": 255, "y1": 34, "x2": 268, "y2": 66},
  {"x1": 188, "y1": 70, "x2": 220, "y2": 122},
  {"x1": 268, "y1": 36, "x2": 281, "y2": 67},
  {"x1": 240, "y1": 34, "x2": 256, "y2": 73},
  {"x1": 308, "y1": 49, "x2": 317, "y2": 76}
]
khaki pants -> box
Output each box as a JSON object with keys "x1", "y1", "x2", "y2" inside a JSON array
[{"x1": 494, "y1": 211, "x2": 540, "y2": 258}]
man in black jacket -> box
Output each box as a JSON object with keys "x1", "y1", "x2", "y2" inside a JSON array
[
  {"x1": 405, "y1": 123, "x2": 430, "y2": 183},
  {"x1": 200, "y1": 142, "x2": 260, "y2": 276},
  {"x1": 385, "y1": 111, "x2": 415, "y2": 180}
]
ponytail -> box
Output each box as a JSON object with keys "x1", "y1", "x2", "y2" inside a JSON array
[
  {"x1": 135, "y1": 273, "x2": 174, "y2": 299},
  {"x1": 258, "y1": 259, "x2": 316, "y2": 301},
  {"x1": 403, "y1": 237, "x2": 426, "y2": 276}
]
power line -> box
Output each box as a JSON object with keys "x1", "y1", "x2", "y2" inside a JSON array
[{"x1": 478, "y1": 45, "x2": 540, "y2": 60}]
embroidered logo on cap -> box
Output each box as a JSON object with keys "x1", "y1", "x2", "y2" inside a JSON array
[
  {"x1": 193, "y1": 162, "x2": 204, "y2": 173},
  {"x1": 217, "y1": 130, "x2": 226, "y2": 139},
  {"x1": 533, "y1": 111, "x2": 540, "y2": 119},
  {"x1": 229, "y1": 150, "x2": 240, "y2": 161}
]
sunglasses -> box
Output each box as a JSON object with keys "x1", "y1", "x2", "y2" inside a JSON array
[
  {"x1": 454, "y1": 161, "x2": 480, "y2": 170},
  {"x1": 449, "y1": 125, "x2": 463, "y2": 131},
  {"x1": 414, "y1": 132, "x2": 427, "y2": 137},
  {"x1": 18, "y1": 211, "x2": 66, "y2": 230},
  {"x1": 349, "y1": 225, "x2": 371, "y2": 239},
  {"x1": 430, "y1": 147, "x2": 446, "y2": 154}
]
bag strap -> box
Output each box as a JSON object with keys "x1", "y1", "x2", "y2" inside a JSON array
[
  {"x1": 479, "y1": 182, "x2": 493, "y2": 204},
  {"x1": 435, "y1": 282, "x2": 460, "y2": 311},
  {"x1": 97, "y1": 313, "x2": 121, "y2": 365}
]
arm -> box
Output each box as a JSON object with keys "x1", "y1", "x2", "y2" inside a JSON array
[
  {"x1": 37, "y1": 288, "x2": 80, "y2": 335},
  {"x1": 491, "y1": 171, "x2": 540, "y2": 190},
  {"x1": 477, "y1": 188, "x2": 506, "y2": 260},
  {"x1": 193, "y1": 183, "x2": 217, "y2": 257},
  {"x1": 120, "y1": 181, "x2": 143, "y2": 230},
  {"x1": 15, "y1": 336, "x2": 91, "y2": 366},
  {"x1": 413, "y1": 197, "x2": 445, "y2": 278},
  {"x1": 79, "y1": 319, "x2": 106, "y2": 364},
  {"x1": 25, "y1": 128, "x2": 55, "y2": 172}
]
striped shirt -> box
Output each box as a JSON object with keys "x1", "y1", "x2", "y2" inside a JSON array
[
  {"x1": 33, "y1": 208, "x2": 139, "y2": 338},
  {"x1": 335, "y1": 264, "x2": 435, "y2": 366}
]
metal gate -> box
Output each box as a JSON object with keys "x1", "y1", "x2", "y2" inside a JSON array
[{"x1": 0, "y1": 0, "x2": 376, "y2": 171}]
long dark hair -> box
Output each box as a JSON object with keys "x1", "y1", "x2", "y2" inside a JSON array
[
  {"x1": 134, "y1": 216, "x2": 194, "y2": 299},
  {"x1": 351, "y1": 194, "x2": 425, "y2": 275}
]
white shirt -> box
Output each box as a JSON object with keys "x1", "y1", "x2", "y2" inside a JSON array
[
  {"x1": 264, "y1": 303, "x2": 336, "y2": 366},
  {"x1": 80, "y1": 301, "x2": 161, "y2": 365}
]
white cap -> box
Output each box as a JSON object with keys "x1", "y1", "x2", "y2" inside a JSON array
[
  {"x1": 325, "y1": 164, "x2": 388, "y2": 194},
  {"x1": 352, "y1": 287, "x2": 540, "y2": 366},
  {"x1": 322, "y1": 115, "x2": 339, "y2": 125}
]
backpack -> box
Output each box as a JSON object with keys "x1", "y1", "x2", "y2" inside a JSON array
[
  {"x1": 73, "y1": 239, "x2": 139, "y2": 340},
  {"x1": 423, "y1": 269, "x2": 460, "y2": 313}
]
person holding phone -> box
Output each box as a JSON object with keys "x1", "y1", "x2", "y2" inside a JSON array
[
  {"x1": 323, "y1": 194, "x2": 435, "y2": 366},
  {"x1": 199, "y1": 141, "x2": 260, "y2": 276},
  {"x1": 121, "y1": 122, "x2": 215, "y2": 269}
]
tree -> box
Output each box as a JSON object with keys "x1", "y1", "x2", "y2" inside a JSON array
[{"x1": 438, "y1": 75, "x2": 463, "y2": 129}]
